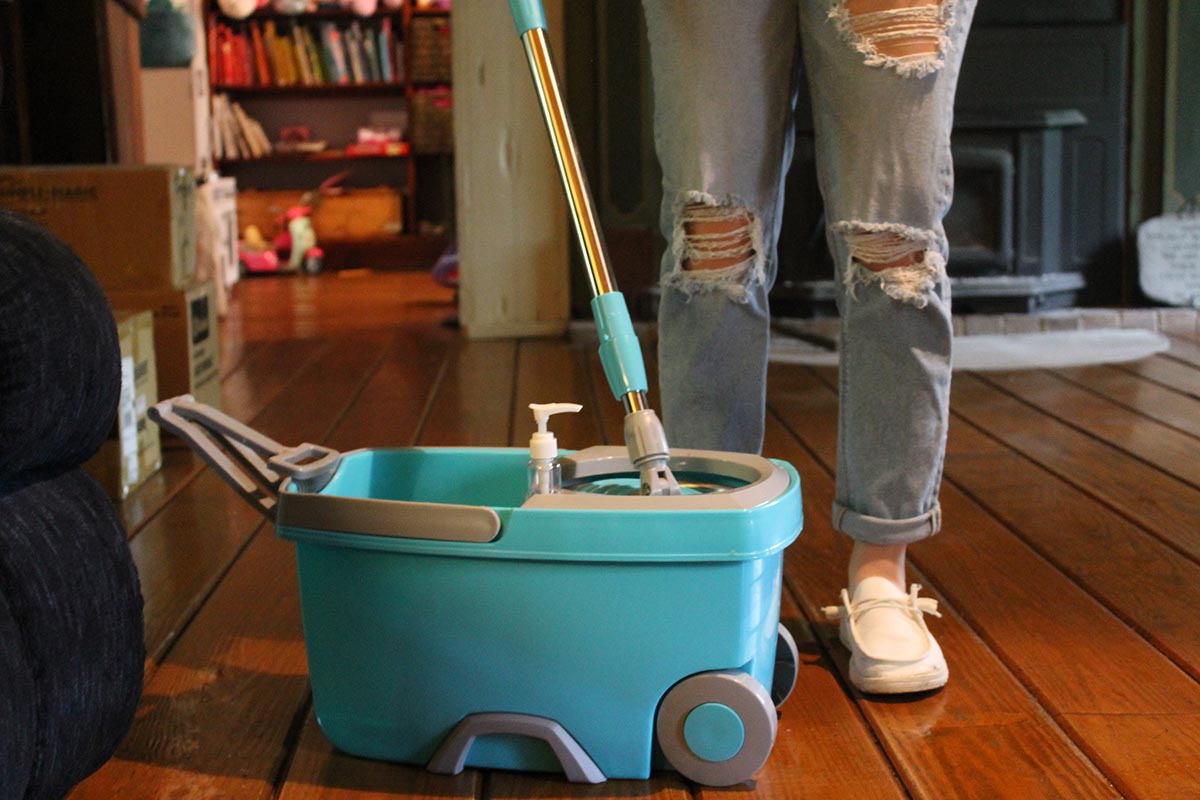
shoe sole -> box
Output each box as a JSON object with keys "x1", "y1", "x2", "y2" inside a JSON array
[{"x1": 848, "y1": 664, "x2": 948, "y2": 695}]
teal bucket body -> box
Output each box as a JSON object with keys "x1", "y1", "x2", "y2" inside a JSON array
[{"x1": 277, "y1": 447, "x2": 802, "y2": 780}]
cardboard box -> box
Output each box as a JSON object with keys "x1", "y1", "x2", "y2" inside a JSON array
[
  {"x1": 85, "y1": 311, "x2": 163, "y2": 499},
  {"x1": 196, "y1": 175, "x2": 239, "y2": 316},
  {"x1": 106, "y1": 281, "x2": 221, "y2": 411},
  {"x1": 140, "y1": 65, "x2": 213, "y2": 176},
  {"x1": 0, "y1": 165, "x2": 197, "y2": 291}
]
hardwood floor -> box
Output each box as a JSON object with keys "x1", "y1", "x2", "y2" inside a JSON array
[{"x1": 72, "y1": 271, "x2": 1200, "y2": 799}]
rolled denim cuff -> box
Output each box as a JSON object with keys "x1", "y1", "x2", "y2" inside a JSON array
[{"x1": 832, "y1": 501, "x2": 941, "y2": 546}]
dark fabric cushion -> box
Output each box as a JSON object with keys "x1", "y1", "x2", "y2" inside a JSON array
[
  {"x1": 0, "y1": 468, "x2": 144, "y2": 800},
  {"x1": 0, "y1": 208, "x2": 121, "y2": 481},
  {"x1": 0, "y1": 586, "x2": 37, "y2": 800}
]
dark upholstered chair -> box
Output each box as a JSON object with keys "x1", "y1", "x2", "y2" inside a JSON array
[{"x1": 1, "y1": 208, "x2": 145, "y2": 799}]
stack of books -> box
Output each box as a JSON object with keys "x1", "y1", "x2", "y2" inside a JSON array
[
  {"x1": 210, "y1": 94, "x2": 273, "y2": 160},
  {"x1": 208, "y1": 16, "x2": 404, "y2": 88}
]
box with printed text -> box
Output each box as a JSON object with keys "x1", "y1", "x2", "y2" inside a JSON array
[
  {"x1": 84, "y1": 310, "x2": 162, "y2": 499},
  {"x1": 105, "y1": 281, "x2": 221, "y2": 414},
  {"x1": 0, "y1": 164, "x2": 196, "y2": 291}
]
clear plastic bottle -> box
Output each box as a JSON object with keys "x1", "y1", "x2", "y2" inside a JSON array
[{"x1": 526, "y1": 402, "x2": 582, "y2": 498}]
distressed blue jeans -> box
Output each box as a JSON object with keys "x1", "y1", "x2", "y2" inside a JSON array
[{"x1": 644, "y1": 0, "x2": 976, "y2": 546}]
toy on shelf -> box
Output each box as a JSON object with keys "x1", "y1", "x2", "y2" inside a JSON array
[{"x1": 238, "y1": 171, "x2": 348, "y2": 276}]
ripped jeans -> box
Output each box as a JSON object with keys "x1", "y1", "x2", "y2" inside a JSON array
[{"x1": 643, "y1": 0, "x2": 976, "y2": 546}]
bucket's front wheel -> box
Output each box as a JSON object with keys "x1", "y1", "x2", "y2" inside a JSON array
[{"x1": 655, "y1": 671, "x2": 777, "y2": 786}]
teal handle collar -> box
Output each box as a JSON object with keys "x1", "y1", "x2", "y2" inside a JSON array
[{"x1": 509, "y1": 0, "x2": 547, "y2": 35}]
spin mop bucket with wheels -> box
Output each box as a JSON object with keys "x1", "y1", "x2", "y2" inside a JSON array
[{"x1": 149, "y1": 1, "x2": 803, "y2": 786}]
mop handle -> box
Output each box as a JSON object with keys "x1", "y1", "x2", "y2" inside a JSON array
[{"x1": 509, "y1": 0, "x2": 648, "y2": 409}]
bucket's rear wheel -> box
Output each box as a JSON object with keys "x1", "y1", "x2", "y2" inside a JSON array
[
  {"x1": 655, "y1": 671, "x2": 777, "y2": 786},
  {"x1": 773, "y1": 623, "x2": 800, "y2": 708}
]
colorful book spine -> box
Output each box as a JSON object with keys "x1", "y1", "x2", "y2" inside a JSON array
[
  {"x1": 377, "y1": 18, "x2": 394, "y2": 82},
  {"x1": 319, "y1": 22, "x2": 350, "y2": 85},
  {"x1": 264, "y1": 20, "x2": 292, "y2": 86},
  {"x1": 290, "y1": 24, "x2": 314, "y2": 85},
  {"x1": 207, "y1": 15, "x2": 220, "y2": 83},
  {"x1": 249, "y1": 21, "x2": 272, "y2": 86},
  {"x1": 345, "y1": 22, "x2": 367, "y2": 85},
  {"x1": 361, "y1": 23, "x2": 381, "y2": 83}
]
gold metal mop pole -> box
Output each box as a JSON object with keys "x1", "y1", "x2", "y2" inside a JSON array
[{"x1": 513, "y1": 7, "x2": 678, "y2": 495}]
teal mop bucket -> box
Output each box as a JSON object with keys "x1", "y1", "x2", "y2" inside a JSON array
[
  {"x1": 150, "y1": 3, "x2": 806, "y2": 781},
  {"x1": 149, "y1": 399, "x2": 802, "y2": 786}
]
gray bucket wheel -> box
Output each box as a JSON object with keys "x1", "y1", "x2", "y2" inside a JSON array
[
  {"x1": 773, "y1": 623, "x2": 800, "y2": 708},
  {"x1": 655, "y1": 670, "x2": 778, "y2": 786}
]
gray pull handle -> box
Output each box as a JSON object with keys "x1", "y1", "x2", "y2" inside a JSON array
[{"x1": 148, "y1": 395, "x2": 341, "y2": 519}]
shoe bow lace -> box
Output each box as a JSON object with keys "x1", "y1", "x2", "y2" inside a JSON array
[{"x1": 821, "y1": 584, "x2": 941, "y2": 622}]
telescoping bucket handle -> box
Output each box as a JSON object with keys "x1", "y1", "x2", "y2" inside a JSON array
[
  {"x1": 510, "y1": 0, "x2": 680, "y2": 496},
  {"x1": 148, "y1": 395, "x2": 341, "y2": 520}
]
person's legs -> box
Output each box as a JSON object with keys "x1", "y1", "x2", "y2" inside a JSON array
[
  {"x1": 799, "y1": 0, "x2": 975, "y2": 584},
  {"x1": 801, "y1": 0, "x2": 976, "y2": 692},
  {"x1": 642, "y1": 0, "x2": 800, "y2": 454}
]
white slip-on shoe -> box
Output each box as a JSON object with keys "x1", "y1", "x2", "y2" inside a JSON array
[{"x1": 823, "y1": 577, "x2": 949, "y2": 694}]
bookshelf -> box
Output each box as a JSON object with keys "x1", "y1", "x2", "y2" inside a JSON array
[{"x1": 205, "y1": 0, "x2": 452, "y2": 269}]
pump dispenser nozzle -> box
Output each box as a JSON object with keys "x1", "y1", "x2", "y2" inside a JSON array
[
  {"x1": 528, "y1": 403, "x2": 582, "y2": 459},
  {"x1": 527, "y1": 402, "x2": 582, "y2": 496}
]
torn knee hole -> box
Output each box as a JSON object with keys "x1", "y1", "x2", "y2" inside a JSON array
[
  {"x1": 680, "y1": 202, "x2": 756, "y2": 272},
  {"x1": 665, "y1": 194, "x2": 766, "y2": 302},
  {"x1": 835, "y1": 221, "x2": 944, "y2": 308},
  {"x1": 829, "y1": 0, "x2": 954, "y2": 77}
]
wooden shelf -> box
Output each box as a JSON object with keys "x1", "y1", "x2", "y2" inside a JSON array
[
  {"x1": 212, "y1": 82, "x2": 406, "y2": 96},
  {"x1": 216, "y1": 145, "x2": 409, "y2": 166},
  {"x1": 206, "y1": 0, "x2": 451, "y2": 241},
  {"x1": 214, "y1": 8, "x2": 405, "y2": 22}
]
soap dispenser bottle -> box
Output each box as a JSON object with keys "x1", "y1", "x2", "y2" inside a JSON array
[{"x1": 527, "y1": 402, "x2": 582, "y2": 497}]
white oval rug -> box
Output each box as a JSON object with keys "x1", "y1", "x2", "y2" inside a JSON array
[{"x1": 768, "y1": 328, "x2": 1172, "y2": 371}]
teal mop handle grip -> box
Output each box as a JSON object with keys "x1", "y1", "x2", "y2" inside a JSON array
[
  {"x1": 592, "y1": 292, "x2": 648, "y2": 400},
  {"x1": 509, "y1": 0, "x2": 547, "y2": 35}
]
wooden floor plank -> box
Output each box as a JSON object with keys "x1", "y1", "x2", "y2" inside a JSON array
[
  {"x1": 977, "y1": 369, "x2": 1200, "y2": 488},
  {"x1": 760, "y1": 402, "x2": 1120, "y2": 800},
  {"x1": 279, "y1": 712, "x2": 480, "y2": 800},
  {"x1": 320, "y1": 329, "x2": 457, "y2": 451},
  {"x1": 510, "y1": 339, "x2": 602, "y2": 450},
  {"x1": 950, "y1": 372, "x2": 1200, "y2": 562},
  {"x1": 116, "y1": 447, "x2": 200, "y2": 536},
  {"x1": 1061, "y1": 713, "x2": 1200, "y2": 800},
  {"x1": 220, "y1": 338, "x2": 332, "y2": 424},
  {"x1": 1163, "y1": 334, "x2": 1200, "y2": 368},
  {"x1": 418, "y1": 337, "x2": 518, "y2": 448},
  {"x1": 219, "y1": 325, "x2": 262, "y2": 380},
  {"x1": 227, "y1": 272, "x2": 456, "y2": 341},
  {"x1": 1056, "y1": 363, "x2": 1200, "y2": 439},
  {"x1": 770, "y1": 364, "x2": 1200, "y2": 798},
  {"x1": 944, "y1": 413, "x2": 1200, "y2": 681},
  {"x1": 1114, "y1": 353, "x2": 1200, "y2": 399}
]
